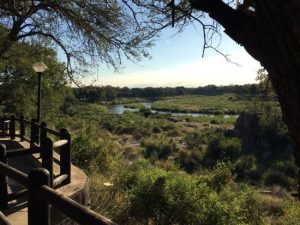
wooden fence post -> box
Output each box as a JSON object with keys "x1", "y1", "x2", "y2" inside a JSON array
[
  {"x1": 60, "y1": 129, "x2": 71, "y2": 184},
  {"x1": 19, "y1": 115, "x2": 25, "y2": 141},
  {"x1": 0, "y1": 117, "x2": 4, "y2": 135},
  {"x1": 41, "y1": 138, "x2": 53, "y2": 187},
  {"x1": 0, "y1": 117, "x2": 9, "y2": 135},
  {"x1": 28, "y1": 168, "x2": 50, "y2": 225},
  {"x1": 9, "y1": 115, "x2": 15, "y2": 140},
  {"x1": 0, "y1": 144, "x2": 8, "y2": 210},
  {"x1": 40, "y1": 122, "x2": 48, "y2": 143},
  {"x1": 40, "y1": 122, "x2": 48, "y2": 159},
  {"x1": 30, "y1": 119, "x2": 38, "y2": 148},
  {"x1": 4, "y1": 118, "x2": 9, "y2": 135}
]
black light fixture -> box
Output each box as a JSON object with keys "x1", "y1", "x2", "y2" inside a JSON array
[{"x1": 32, "y1": 61, "x2": 48, "y2": 123}]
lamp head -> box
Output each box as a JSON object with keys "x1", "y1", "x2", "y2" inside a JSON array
[{"x1": 32, "y1": 62, "x2": 48, "y2": 73}]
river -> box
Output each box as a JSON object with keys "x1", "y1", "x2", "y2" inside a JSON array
[{"x1": 107, "y1": 103, "x2": 236, "y2": 118}]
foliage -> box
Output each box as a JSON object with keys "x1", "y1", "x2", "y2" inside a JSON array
[
  {"x1": 184, "y1": 131, "x2": 207, "y2": 149},
  {"x1": 263, "y1": 170, "x2": 294, "y2": 190},
  {"x1": 100, "y1": 111, "x2": 179, "y2": 139},
  {"x1": 273, "y1": 201, "x2": 300, "y2": 225},
  {"x1": 141, "y1": 134, "x2": 177, "y2": 160},
  {"x1": 205, "y1": 134, "x2": 242, "y2": 167},
  {"x1": 0, "y1": 1, "x2": 155, "y2": 75},
  {"x1": 71, "y1": 124, "x2": 118, "y2": 173},
  {"x1": 199, "y1": 163, "x2": 234, "y2": 192},
  {"x1": 63, "y1": 103, "x2": 107, "y2": 119},
  {"x1": 72, "y1": 84, "x2": 265, "y2": 103},
  {"x1": 151, "y1": 94, "x2": 268, "y2": 114},
  {"x1": 114, "y1": 161, "x2": 265, "y2": 225},
  {"x1": 234, "y1": 154, "x2": 258, "y2": 181},
  {"x1": 0, "y1": 42, "x2": 67, "y2": 121}
]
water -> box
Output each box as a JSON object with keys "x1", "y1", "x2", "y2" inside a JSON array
[
  {"x1": 107, "y1": 102, "x2": 235, "y2": 118},
  {"x1": 107, "y1": 104, "x2": 138, "y2": 114}
]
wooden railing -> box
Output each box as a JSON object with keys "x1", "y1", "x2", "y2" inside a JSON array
[
  {"x1": 0, "y1": 115, "x2": 116, "y2": 225},
  {"x1": 0, "y1": 115, "x2": 71, "y2": 187}
]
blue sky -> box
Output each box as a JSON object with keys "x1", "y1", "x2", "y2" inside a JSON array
[{"x1": 85, "y1": 23, "x2": 261, "y2": 87}]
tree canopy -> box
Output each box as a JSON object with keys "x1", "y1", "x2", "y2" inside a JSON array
[
  {"x1": 0, "y1": 1, "x2": 158, "y2": 81},
  {"x1": 0, "y1": 40, "x2": 68, "y2": 121}
]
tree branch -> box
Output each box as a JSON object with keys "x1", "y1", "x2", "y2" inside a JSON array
[{"x1": 189, "y1": 0, "x2": 262, "y2": 61}]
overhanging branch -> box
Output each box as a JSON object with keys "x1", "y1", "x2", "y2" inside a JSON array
[{"x1": 189, "y1": 0, "x2": 262, "y2": 61}]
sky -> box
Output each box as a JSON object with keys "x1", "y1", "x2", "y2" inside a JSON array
[{"x1": 85, "y1": 23, "x2": 261, "y2": 88}]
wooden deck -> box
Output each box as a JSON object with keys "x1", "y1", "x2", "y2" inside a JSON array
[{"x1": 0, "y1": 138, "x2": 89, "y2": 225}]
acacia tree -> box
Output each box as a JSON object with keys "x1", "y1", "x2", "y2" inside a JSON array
[{"x1": 0, "y1": 0, "x2": 160, "y2": 83}]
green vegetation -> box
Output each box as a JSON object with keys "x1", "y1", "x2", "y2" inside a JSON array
[
  {"x1": 124, "y1": 102, "x2": 146, "y2": 109},
  {"x1": 2, "y1": 62, "x2": 299, "y2": 224},
  {"x1": 0, "y1": 42, "x2": 67, "y2": 121},
  {"x1": 1, "y1": 1, "x2": 299, "y2": 224},
  {"x1": 151, "y1": 94, "x2": 279, "y2": 114}
]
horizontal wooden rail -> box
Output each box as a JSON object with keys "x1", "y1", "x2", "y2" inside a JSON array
[
  {"x1": 23, "y1": 119, "x2": 31, "y2": 124},
  {"x1": 6, "y1": 148, "x2": 38, "y2": 158},
  {"x1": 45, "y1": 127, "x2": 61, "y2": 137},
  {"x1": 0, "y1": 212, "x2": 11, "y2": 225},
  {"x1": 53, "y1": 140, "x2": 68, "y2": 149},
  {"x1": 0, "y1": 162, "x2": 28, "y2": 187},
  {"x1": 53, "y1": 174, "x2": 69, "y2": 187},
  {"x1": 6, "y1": 189, "x2": 28, "y2": 201},
  {"x1": 38, "y1": 185, "x2": 116, "y2": 225}
]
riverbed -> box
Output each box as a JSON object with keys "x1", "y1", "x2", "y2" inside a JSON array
[{"x1": 107, "y1": 103, "x2": 237, "y2": 118}]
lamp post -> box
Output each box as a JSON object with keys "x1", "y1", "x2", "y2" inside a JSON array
[{"x1": 32, "y1": 62, "x2": 48, "y2": 123}]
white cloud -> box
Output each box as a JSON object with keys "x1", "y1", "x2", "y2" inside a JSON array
[{"x1": 91, "y1": 49, "x2": 261, "y2": 87}]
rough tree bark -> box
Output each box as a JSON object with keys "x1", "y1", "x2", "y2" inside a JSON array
[{"x1": 190, "y1": 0, "x2": 300, "y2": 167}]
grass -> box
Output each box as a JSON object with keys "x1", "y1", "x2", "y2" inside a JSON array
[
  {"x1": 151, "y1": 94, "x2": 278, "y2": 114},
  {"x1": 124, "y1": 103, "x2": 145, "y2": 109},
  {"x1": 111, "y1": 97, "x2": 144, "y2": 104},
  {"x1": 184, "y1": 114, "x2": 237, "y2": 125}
]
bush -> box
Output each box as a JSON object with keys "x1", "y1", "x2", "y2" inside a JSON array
[
  {"x1": 234, "y1": 154, "x2": 258, "y2": 181},
  {"x1": 205, "y1": 136, "x2": 242, "y2": 167},
  {"x1": 263, "y1": 170, "x2": 293, "y2": 189},
  {"x1": 273, "y1": 201, "x2": 300, "y2": 225},
  {"x1": 141, "y1": 135, "x2": 177, "y2": 160},
  {"x1": 199, "y1": 163, "x2": 234, "y2": 192},
  {"x1": 270, "y1": 160, "x2": 298, "y2": 178},
  {"x1": 71, "y1": 124, "x2": 117, "y2": 173},
  {"x1": 139, "y1": 107, "x2": 152, "y2": 117},
  {"x1": 114, "y1": 162, "x2": 265, "y2": 225},
  {"x1": 183, "y1": 132, "x2": 205, "y2": 150},
  {"x1": 175, "y1": 150, "x2": 203, "y2": 173}
]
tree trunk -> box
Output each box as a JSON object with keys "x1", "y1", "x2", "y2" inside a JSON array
[{"x1": 255, "y1": 1, "x2": 300, "y2": 166}]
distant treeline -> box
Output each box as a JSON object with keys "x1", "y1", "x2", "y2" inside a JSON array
[{"x1": 73, "y1": 84, "x2": 259, "y2": 103}]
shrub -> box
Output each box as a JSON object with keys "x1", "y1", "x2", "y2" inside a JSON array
[
  {"x1": 141, "y1": 135, "x2": 177, "y2": 160},
  {"x1": 199, "y1": 163, "x2": 234, "y2": 192},
  {"x1": 234, "y1": 154, "x2": 258, "y2": 180},
  {"x1": 273, "y1": 201, "x2": 300, "y2": 225},
  {"x1": 263, "y1": 170, "x2": 293, "y2": 189},
  {"x1": 205, "y1": 136, "x2": 242, "y2": 167},
  {"x1": 270, "y1": 160, "x2": 298, "y2": 178},
  {"x1": 114, "y1": 162, "x2": 265, "y2": 225},
  {"x1": 139, "y1": 107, "x2": 152, "y2": 117},
  {"x1": 71, "y1": 124, "x2": 117, "y2": 173},
  {"x1": 175, "y1": 150, "x2": 203, "y2": 173},
  {"x1": 183, "y1": 132, "x2": 205, "y2": 150}
]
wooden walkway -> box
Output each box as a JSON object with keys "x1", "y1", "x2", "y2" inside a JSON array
[{"x1": 0, "y1": 138, "x2": 89, "y2": 225}]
